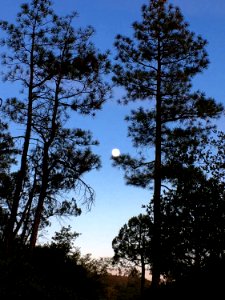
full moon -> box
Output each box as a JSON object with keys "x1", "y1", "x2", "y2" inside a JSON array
[{"x1": 112, "y1": 148, "x2": 120, "y2": 157}]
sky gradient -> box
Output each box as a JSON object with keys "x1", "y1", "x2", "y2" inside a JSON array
[{"x1": 0, "y1": 0, "x2": 225, "y2": 258}]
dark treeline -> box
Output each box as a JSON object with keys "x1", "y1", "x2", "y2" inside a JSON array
[{"x1": 0, "y1": 0, "x2": 225, "y2": 298}]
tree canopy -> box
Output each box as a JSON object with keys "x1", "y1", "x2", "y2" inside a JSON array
[
  {"x1": 112, "y1": 214, "x2": 152, "y2": 295},
  {"x1": 0, "y1": 0, "x2": 111, "y2": 253},
  {"x1": 112, "y1": 0, "x2": 223, "y2": 286}
]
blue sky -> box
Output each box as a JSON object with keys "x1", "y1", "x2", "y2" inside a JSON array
[{"x1": 1, "y1": 0, "x2": 225, "y2": 258}]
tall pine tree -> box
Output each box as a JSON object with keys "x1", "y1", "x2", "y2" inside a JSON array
[
  {"x1": 0, "y1": 0, "x2": 110, "y2": 253},
  {"x1": 112, "y1": 0, "x2": 223, "y2": 288}
]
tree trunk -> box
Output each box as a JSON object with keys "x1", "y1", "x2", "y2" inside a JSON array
[
  {"x1": 151, "y1": 38, "x2": 162, "y2": 289},
  {"x1": 4, "y1": 35, "x2": 35, "y2": 254},
  {"x1": 29, "y1": 144, "x2": 49, "y2": 249},
  {"x1": 29, "y1": 79, "x2": 60, "y2": 250},
  {"x1": 141, "y1": 256, "x2": 146, "y2": 298}
]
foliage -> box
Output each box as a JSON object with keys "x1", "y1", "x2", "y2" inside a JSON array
[
  {"x1": 50, "y1": 225, "x2": 80, "y2": 255},
  {"x1": 112, "y1": 214, "x2": 152, "y2": 295},
  {"x1": 0, "y1": 120, "x2": 18, "y2": 241},
  {"x1": 112, "y1": 214, "x2": 152, "y2": 266},
  {"x1": 0, "y1": 0, "x2": 111, "y2": 251},
  {"x1": 112, "y1": 0, "x2": 223, "y2": 286},
  {"x1": 112, "y1": 0, "x2": 223, "y2": 190},
  {"x1": 160, "y1": 168, "x2": 225, "y2": 279},
  {"x1": 0, "y1": 245, "x2": 102, "y2": 299}
]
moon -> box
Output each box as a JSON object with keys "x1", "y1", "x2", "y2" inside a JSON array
[{"x1": 112, "y1": 148, "x2": 120, "y2": 157}]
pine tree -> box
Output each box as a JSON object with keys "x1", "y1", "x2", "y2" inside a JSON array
[
  {"x1": 112, "y1": 0, "x2": 223, "y2": 288},
  {"x1": 112, "y1": 214, "x2": 152, "y2": 296},
  {"x1": 0, "y1": 0, "x2": 111, "y2": 253},
  {"x1": 0, "y1": 0, "x2": 57, "y2": 253}
]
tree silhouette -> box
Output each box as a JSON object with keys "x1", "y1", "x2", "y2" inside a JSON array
[
  {"x1": 112, "y1": 214, "x2": 152, "y2": 296},
  {"x1": 0, "y1": 0, "x2": 111, "y2": 253},
  {"x1": 0, "y1": 121, "x2": 18, "y2": 243},
  {"x1": 160, "y1": 169, "x2": 225, "y2": 280},
  {"x1": 112, "y1": 0, "x2": 223, "y2": 287}
]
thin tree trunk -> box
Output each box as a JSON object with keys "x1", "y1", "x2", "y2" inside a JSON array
[
  {"x1": 141, "y1": 256, "x2": 146, "y2": 298},
  {"x1": 4, "y1": 32, "x2": 35, "y2": 254},
  {"x1": 29, "y1": 78, "x2": 61, "y2": 249},
  {"x1": 151, "y1": 38, "x2": 162, "y2": 289},
  {"x1": 29, "y1": 143, "x2": 49, "y2": 249},
  {"x1": 18, "y1": 167, "x2": 38, "y2": 242}
]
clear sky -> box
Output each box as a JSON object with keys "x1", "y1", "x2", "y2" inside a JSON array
[{"x1": 0, "y1": 0, "x2": 225, "y2": 258}]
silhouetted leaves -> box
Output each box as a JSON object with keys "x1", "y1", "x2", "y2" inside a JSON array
[
  {"x1": 112, "y1": 0, "x2": 223, "y2": 286},
  {"x1": 0, "y1": 0, "x2": 111, "y2": 251}
]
